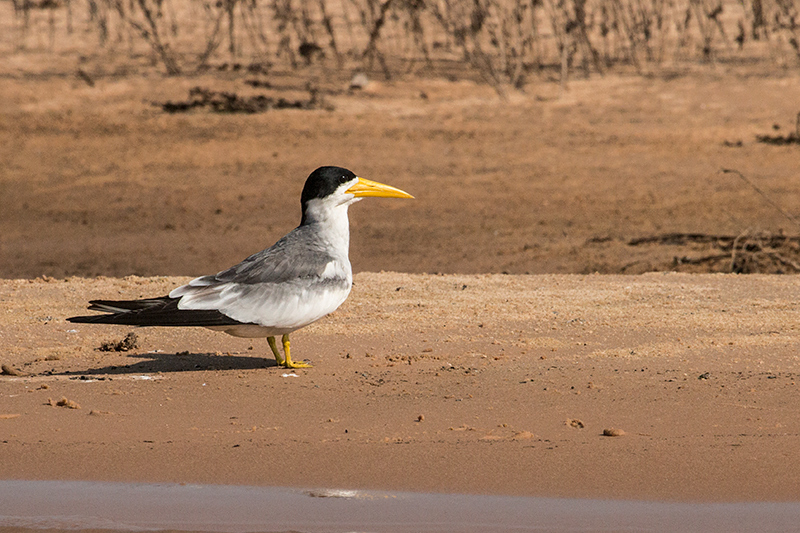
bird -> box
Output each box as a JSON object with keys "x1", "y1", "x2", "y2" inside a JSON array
[{"x1": 68, "y1": 166, "x2": 413, "y2": 369}]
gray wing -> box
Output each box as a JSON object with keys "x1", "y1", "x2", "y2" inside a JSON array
[
  {"x1": 212, "y1": 225, "x2": 336, "y2": 285},
  {"x1": 169, "y1": 226, "x2": 350, "y2": 327}
]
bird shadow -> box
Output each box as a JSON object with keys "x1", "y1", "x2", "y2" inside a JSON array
[{"x1": 57, "y1": 351, "x2": 276, "y2": 377}]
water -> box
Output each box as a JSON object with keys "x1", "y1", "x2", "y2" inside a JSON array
[{"x1": 0, "y1": 480, "x2": 798, "y2": 532}]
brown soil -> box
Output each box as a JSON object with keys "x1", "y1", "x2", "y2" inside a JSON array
[
  {"x1": 2, "y1": 51, "x2": 800, "y2": 503},
  {"x1": 2, "y1": 67, "x2": 800, "y2": 279},
  {"x1": 2, "y1": 273, "x2": 800, "y2": 502}
]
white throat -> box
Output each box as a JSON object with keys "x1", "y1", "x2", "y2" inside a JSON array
[{"x1": 302, "y1": 195, "x2": 361, "y2": 257}]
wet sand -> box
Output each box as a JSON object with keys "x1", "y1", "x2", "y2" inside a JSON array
[{"x1": 2, "y1": 273, "x2": 800, "y2": 502}]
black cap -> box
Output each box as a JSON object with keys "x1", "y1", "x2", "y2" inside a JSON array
[{"x1": 301, "y1": 166, "x2": 357, "y2": 206}]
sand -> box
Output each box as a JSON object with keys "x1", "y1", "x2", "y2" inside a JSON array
[
  {"x1": 2, "y1": 68, "x2": 800, "y2": 280},
  {"x1": 3, "y1": 27, "x2": 800, "y2": 506},
  {"x1": 2, "y1": 273, "x2": 799, "y2": 502}
]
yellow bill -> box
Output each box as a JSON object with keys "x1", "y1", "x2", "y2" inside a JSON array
[{"x1": 346, "y1": 177, "x2": 414, "y2": 199}]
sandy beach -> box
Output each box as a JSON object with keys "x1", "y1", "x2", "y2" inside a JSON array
[
  {"x1": 2, "y1": 273, "x2": 799, "y2": 502},
  {"x1": 3, "y1": 6, "x2": 800, "y2": 510}
]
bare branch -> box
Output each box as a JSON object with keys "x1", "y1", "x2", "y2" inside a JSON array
[{"x1": 722, "y1": 168, "x2": 800, "y2": 231}]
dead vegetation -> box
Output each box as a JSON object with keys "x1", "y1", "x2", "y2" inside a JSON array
[
  {"x1": 160, "y1": 84, "x2": 329, "y2": 113},
  {"x1": 623, "y1": 168, "x2": 800, "y2": 274},
  {"x1": 627, "y1": 231, "x2": 800, "y2": 273},
  {"x1": 4, "y1": 0, "x2": 800, "y2": 91},
  {"x1": 756, "y1": 112, "x2": 800, "y2": 145}
]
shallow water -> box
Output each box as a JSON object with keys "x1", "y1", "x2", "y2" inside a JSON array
[{"x1": 1, "y1": 480, "x2": 798, "y2": 532}]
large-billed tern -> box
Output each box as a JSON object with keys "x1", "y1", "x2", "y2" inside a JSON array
[{"x1": 68, "y1": 166, "x2": 413, "y2": 369}]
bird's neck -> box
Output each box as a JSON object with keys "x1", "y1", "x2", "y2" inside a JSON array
[{"x1": 301, "y1": 204, "x2": 351, "y2": 256}]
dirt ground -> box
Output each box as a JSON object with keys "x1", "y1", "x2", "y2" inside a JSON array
[
  {"x1": 2, "y1": 273, "x2": 800, "y2": 502},
  {"x1": 2, "y1": 64, "x2": 800, "y2": 279},
  {"x1": 2, "y1": 55, "x2": 800, "y2": 504}
]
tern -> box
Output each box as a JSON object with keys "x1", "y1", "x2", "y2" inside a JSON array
[{"x1": 68, "y1": 166, "x2": 413, "y2": 369}]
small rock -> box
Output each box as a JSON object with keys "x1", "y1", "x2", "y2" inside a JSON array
[
  {"x1": 349, "y1": 72, "x2": 370, "y2": 90},
  {"x1": 511, "y1": 430, "x2": 535, "y2": 440},
  {"x1": 99, "y1": 332, "x2": 139, "y2": 352},
  {"x1": 1, "y1": 364, "x2": 27, "y2": 377},
  {"x1": 54, "y1": 397, "x2": 81, "y2": 409},
  {"x1": 567, "y1": 418, "x2": 585, "y2": 429},
  {"x1": 603, "y1": 428, "x2": 626, "y2": 437}
]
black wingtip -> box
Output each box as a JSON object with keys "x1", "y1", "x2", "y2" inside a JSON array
[
  {"x1": 66, "y1": 298, "x2": 245, "y2": 328},
  {"x1": 67, "y1": 314, "x2": 117, "y2": 324}
]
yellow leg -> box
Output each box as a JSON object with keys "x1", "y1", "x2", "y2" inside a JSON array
[
  {"x1": 267, "y1": 336, "x2": 285, "y2": 366},
  {"x1": 281, "y1": 334, "x2": 312, "y2": 369}
]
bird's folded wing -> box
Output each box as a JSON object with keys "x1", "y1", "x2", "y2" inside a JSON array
[
  {"x1": 213, "y1": 226, "x2": 339, "y2": 285},
  {"x1": 68, "y1": 297, "x2": 244, "y2": 327},
  {"x1": 168, "y1": 226, "x2": 350, "y2": 327}
]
